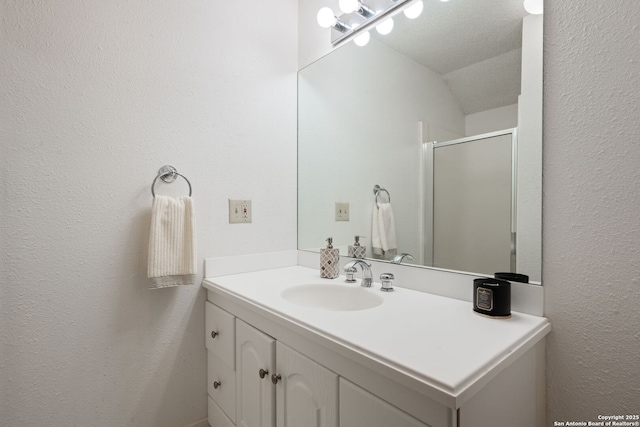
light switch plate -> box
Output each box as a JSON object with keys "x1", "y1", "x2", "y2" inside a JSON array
[
  {"x1": 229, "y1": 199, "x2": 252, "y2": 223},
  {"x1": 335, "y1": 202, "x2": 349, "y2": 221}
]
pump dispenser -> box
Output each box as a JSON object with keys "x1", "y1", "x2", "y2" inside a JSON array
[
  {"x1": 348, "y1": 235, "x2": 366, "y2": 259},
  {"x1": 320, "y1": 237, "x2": 340, "y2": 279}
]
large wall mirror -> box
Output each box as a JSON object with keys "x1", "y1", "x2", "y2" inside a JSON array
[{"x1": 298, "y1": 0, "x2": 543, "y2": 283}]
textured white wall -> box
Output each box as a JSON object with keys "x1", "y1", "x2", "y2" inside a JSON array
[
  {"x1": 0, "y1": 0, "x2": 297, "y2": 426},
  {"x1": 544, "y1": 1, "x2": 640, "y2": 422}
]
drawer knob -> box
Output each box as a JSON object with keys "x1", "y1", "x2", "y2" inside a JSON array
[
  {"x1": 211, "y1": 331, "x2": 218, "y2": 339},
  {"x1": 271, "y1": 374, "x2": 281, "y2": 385},
  {"x1": 213, "y1": 381, "x2": 221, "y2": 389},
  {"x1": 259, "y1": 369, "x2": 269, "y2": 379}
]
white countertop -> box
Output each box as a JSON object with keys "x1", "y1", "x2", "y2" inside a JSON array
[{"x1": 202, "y1": 265, "x2": 550, "y2": 408}]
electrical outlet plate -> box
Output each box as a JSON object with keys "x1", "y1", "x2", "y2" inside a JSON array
[
  {"x1": 335, "y1": 202, "x2": 349, "y2": 221},
  {"x1": 229, "y1": 199, "x2": 252, "y2": 223}
]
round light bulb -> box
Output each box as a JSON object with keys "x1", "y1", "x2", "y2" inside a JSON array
[
  {"x1": 354, "y1": 31, "x2": 370, "y2": 47},
  {"x1": 339, "y1": 0, "x2": 359, "y2": 14},
  {"x1": 376, "y1": 18, "x2": 394, "y2": 35},
  {"x1": 317, "y1": 7, "x2": 337, "y2": 28},
  {"x1": 523, "y1": 0, "x2": 543, "y2": 15},
  {"x1": 404, "y1": 1, "x2": 424, "y2": 19}
]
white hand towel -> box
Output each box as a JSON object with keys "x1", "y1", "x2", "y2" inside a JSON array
[
  {"x1": 147, "y1": 196, "x2": 197, "y2": 288},
  {"x1": 371, "y1": 202, "x2": 397, "y2": 260}
]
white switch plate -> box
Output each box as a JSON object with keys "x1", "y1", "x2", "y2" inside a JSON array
[
  {"x1": 335, "y1": 202, "x2": 349, "y2": 221},
  {"x1": 229, "y1": 199, "x2": 252, "y2": 223}
]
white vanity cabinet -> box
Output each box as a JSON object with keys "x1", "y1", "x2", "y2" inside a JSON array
[
  {"x1": 203, "y1": 265, "x2": 550, "y2": 427},
  {"x1": 209, "y1": 308, "x2": 339, "y2": 427},
  {"x1": 208, "y1": 301, "x2": 433, "y2": 427},
  {"x1": 235, "y1": 319, "x2": 338, "y2": 427}
]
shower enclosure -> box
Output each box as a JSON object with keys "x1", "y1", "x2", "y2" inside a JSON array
[{"x1": 423, "y1": 129, "x2": 517, "y2": 276}]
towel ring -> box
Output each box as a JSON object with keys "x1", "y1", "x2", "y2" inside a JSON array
[
  {"x1": 151, "y1": 165, "x2": 192, "y2": 197},
  {"x1": 373, "y1": 184, "x2": 390, "y2": 203}
]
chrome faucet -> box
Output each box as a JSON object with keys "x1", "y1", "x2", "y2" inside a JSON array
[
  {"x1": 391, "y1": 253, "x2": 415, "y2": 264},
  {"x1": 343, "y1": 260, "x2": 373, "y2": 287}
]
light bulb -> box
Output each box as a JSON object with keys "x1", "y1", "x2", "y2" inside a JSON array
[
  {"x1": 376, "y1": 18, "x2": 394, "y2": 35},
  {"x1": 404, "y1": 1, "x2": 424, "y2": 19},
  {"x1": 339, "y1": 0, "x2": 359, "y2": 14},
  {"x1": 523, "y1": 0, "x2": 543, "y2": 15},
  {"x1": 354, "y1": 31, "x2": 370, "y2": 47},
  {"x1": 317, "y1": 7, "x2": 337, "y2": 28}
]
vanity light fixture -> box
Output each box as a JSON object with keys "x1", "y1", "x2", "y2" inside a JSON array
[
  {"x1": 339, "y1": 0, "x2": 360, "y2": 14},
  {"x1": 317, "y1": 0, "x2": 424, "y2": 46},
  {"x1": 339, "y1": 0, "x2": 376, "y2": 18},
  {"x1": 404, "y1": 0, "x2": 424, "y2": 19},
  {"x1": 317, "y1": 7, "x2": 350, "y2": 32},
  {"x1": 376, "y1": 17, "x2": 394, "y2": 35},
  {"x1": 523, "y1": 0, "x2": 543, "y2": 15},
  {"x1": 354, "y1": 30, "x2": 371, "y2": 46}
]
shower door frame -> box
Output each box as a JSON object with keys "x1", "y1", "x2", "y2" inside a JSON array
[{"x1": 422, "y1": 128, "x2": 518, "y2": 274}]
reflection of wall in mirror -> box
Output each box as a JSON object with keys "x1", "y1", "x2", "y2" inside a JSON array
[
  {"x1": 298, "y1": 41, "x2": 522, "y2": 266},
  {"x1": 516, "y1": 14, "x2": 543, "y2": 282},
  {"x1": 298, "y1": 39, "x2": 465, "y2": 263}
]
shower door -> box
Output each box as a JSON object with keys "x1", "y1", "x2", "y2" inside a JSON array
[{"x1": 427, "y1": 129, "x2": 516, "y2": 276}]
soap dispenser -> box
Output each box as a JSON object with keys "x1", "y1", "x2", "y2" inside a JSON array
[
  {"x1": 320, "y1": 237, "x2": 340, "y2": 279},
  {"x1": 348, "y1": 235, "x2": 366, "y2": 259}
]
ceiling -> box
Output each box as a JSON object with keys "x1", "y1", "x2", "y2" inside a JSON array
[{"x1": 372, "y1": 0, "x2": 528, "y2": 115}]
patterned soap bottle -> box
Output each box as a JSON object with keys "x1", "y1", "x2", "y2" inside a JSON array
[
  {"x1": 348, "y1": 235, "x2": 367, "y2": 259},
  {"x1": 320, "y1": 237, "x2": 340, "y2": 279}
]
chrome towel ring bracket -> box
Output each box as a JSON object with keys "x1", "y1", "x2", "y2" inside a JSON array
[
  {"x1": 373, "y1": 184, "x2": 390, "y2": 203},
  {"x1": 151, "y1": 165, "x2": 192, "y2": 197}
]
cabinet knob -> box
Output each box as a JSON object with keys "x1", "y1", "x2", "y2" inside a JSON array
[
  {"x1": 211, "y1": 331, "x2": 218, "y2": 339},
  {"x1": 259, "y1": 369, "x2": 269, "y2": 379},
  {"x1": 213, "y1": 381, "x2": 221, "y2": 389},
  {"x1": 271, "y1": 374, "x2": 281, "y2": 385}
]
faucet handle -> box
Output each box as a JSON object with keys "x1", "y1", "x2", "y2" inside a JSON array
[
  {"x1": 380, "y1": 273, "x2": 394, "y2": 292},
  {"x1": 345, "y1": 266, "x2": 357, "y2": 283}
]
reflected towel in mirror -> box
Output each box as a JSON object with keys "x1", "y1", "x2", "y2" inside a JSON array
[{"x1": 372, "y1": 202, "x2": 397, "y2": 260}]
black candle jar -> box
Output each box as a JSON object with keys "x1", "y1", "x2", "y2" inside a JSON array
[{"x1": 473, "y1": 277, "x2": 511, "y2": 318}]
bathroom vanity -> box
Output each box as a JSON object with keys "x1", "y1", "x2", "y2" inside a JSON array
[{"x1": 202, "y1": 254, "x2": 549, "y2": 427}]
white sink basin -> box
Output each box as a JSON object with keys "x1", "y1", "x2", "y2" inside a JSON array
[{"x1": 280, "y1": 284, "x2": 383, "y2": 311}]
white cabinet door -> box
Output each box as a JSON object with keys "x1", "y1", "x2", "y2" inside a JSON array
[
  {"x1": 275, "y1": 342, "x2": 338, "y2": 427},
  {"x1": 339, "y1": 378, "x2": 430, "y2": 427},
  {"x1": 236, "y1": 320, "x2": 276, "y2": 427}
]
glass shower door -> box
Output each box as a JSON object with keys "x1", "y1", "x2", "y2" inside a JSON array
[{"x1": 430, "y1": 130, "x2": 516, "y2": 276}]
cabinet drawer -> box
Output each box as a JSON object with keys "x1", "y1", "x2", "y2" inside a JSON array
[
  {"x1": 208, "y1": 351, "x2": 236, "y2": 423},
  {"x1": 208, "y1": 396, "x2": 235, "y2": 427},
  {"x1": 205, "y1": 302, "x2": 235, "y2": 368}
]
